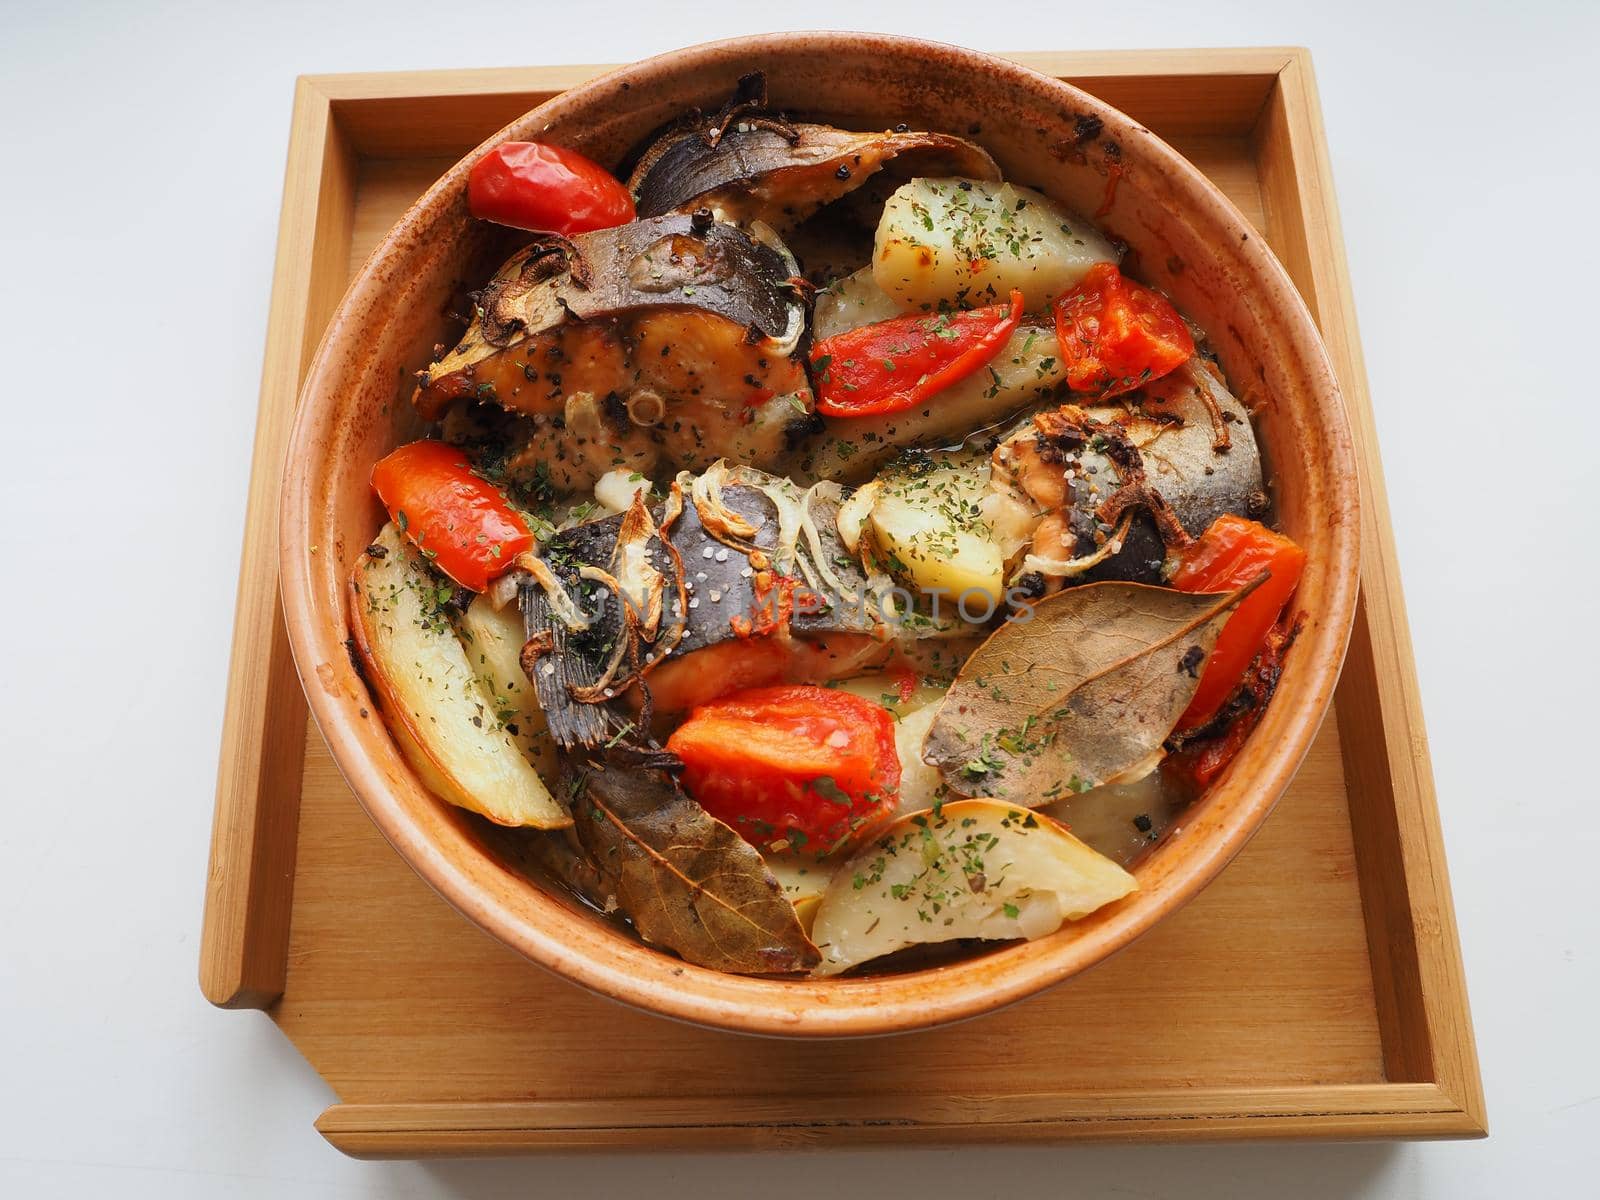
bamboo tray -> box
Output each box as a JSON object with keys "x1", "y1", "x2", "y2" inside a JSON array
[{"x1": 200, "y1": 47, "x2": 1485, "y2": 1156}]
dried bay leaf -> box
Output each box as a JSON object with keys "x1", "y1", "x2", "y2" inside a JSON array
[
  {"x1": 564, "y1": 756, "x2": 820, "y2": 974},
  {"x1": 924, "y1": 579, "x2": 1262, "y2": 803}
]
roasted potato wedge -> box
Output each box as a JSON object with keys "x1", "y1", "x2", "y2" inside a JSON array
[
  {"x1": 835, "y1": 673, "x2": 949, "y2": 817},
  {"x1": 349, "y1": 524, "x2": 569, "y2": 829},
  {"x1": 763, "y1": 855, "x2": 831, "y2": 935},
  {"x1": 810, "y1": 799, "x2": 1135, "y2": 975},
  {"x1": 457, "y1": 593, "x2": 557, "y2": 778},
  {"x1": 812, "y1": 266, "x2": 905, "y2": 340},
  {"x1": 873, "y1": 178, "x2": 1118, "y2": 312}
]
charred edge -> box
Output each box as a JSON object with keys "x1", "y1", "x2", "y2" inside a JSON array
[{"x1": 1167, "y1": 613, "x2": 1306, "y2": 750}]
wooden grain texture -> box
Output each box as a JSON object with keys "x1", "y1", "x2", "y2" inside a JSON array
[
  {"x1": 200, "y1": 80, "x2": 355, "y2": 1008},
  {"x1": 309, "y1": 48, "x2": 1290, "y2": 160},
  {"x1": 316, "y1": 1083, "x2": 1468, "y2": 1157},
  {"x1": 1260, "y1": 49, "x2": 1486, "y2": 1132},
  {"x1": 281, "y1": 716, "x2": 1381, "y2": 1105},
  {"x1": 201, "y1": 49, "x2": 1484, "y2": 1151}
]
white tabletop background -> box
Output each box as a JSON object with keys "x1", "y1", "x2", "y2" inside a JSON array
[{"x1": 3, "y1": 1, "x2": 1596, "y2": 1195}]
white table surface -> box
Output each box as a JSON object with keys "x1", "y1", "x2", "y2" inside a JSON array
[{"x1": 3, "y1": 1, "x2": 1596, "y2": 1195}]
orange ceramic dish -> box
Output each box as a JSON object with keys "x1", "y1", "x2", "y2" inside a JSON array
[{"x1": 279, "y1": 33, "x2": 1359, "y2": 1036}]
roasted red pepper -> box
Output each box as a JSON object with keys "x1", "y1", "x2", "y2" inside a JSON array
[
  {"x1": 810, "y1": 289, "x2": 1024, "y2": 418},
  {"x1": 1168, "y1": 615, "x2": 1300, "y2": 788},
  {"x1": 467, "y1": 141, "x2": 635, "y2": 235},
  {"x1": 666, "y1": 685, "x2": 901, "y2": 857},
  {"x1": 370, "y1": 441, "x2": 533, "y2": 592},
  {"x1": 1170, "y1": 514, "x2": 1306, "y2": 730},
  {"x1": 1052, "y1": 263, "x2": 1194, "y2": 396}
]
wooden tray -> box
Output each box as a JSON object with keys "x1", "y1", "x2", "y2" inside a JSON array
[{"x1": 200, "y1": 47, "x2": 1485, "y2": 1156}]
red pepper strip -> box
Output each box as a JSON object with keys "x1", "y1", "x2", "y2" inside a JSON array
[
  {"x1": 1168, "y1": 615, "x2": 1301, "y2": 788},
  {"x1": 1169, "y1": 514, "x2": 1306, "y2": 730},
  {"x1": 1052, "y1": 262, "x2": 1194, "y2": 398},
  {"x1": 370, "y1": 441, "x2": 533, "y2": 593},
  {"x1": 810, "y1": 289, "x2": 1024, "y2": 418}
]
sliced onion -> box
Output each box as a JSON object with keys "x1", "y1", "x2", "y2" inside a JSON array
[
  {"x1": 611, "y1": 492, "x2": 665, "y2": 640},
  {"x1": 514, "y1": 551, "x2": 591, "y2": 631},
  {"x1": 485, "y1": 568, "x2": 527, "y2": 612},
  {"x1": 798, "y1": 481, "x2": 865, "y2": 609},
  {"x1": 688, "y1": 459, "x2": 762, "y2": 548},
  {"x1": 1011, "y1": 513, "x2": 1135, "y2": 582},
  {"x1": 834, "y1": 480, "x2": 880, "y2": 556},
  {"x1": 729, "y1": 464, "x2": 805, "y2": 572},
  {"x1": 745, "y1": 220, "x2": 806, "y2": 358}
]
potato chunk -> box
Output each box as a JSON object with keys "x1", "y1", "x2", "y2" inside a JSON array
[
  {"x1": 457, "y1": 594, "x2": 557, "y2": 778},
  {"x1": 763, "y1": 855, "x2": 831, "y2": 934},
  {"x1": 868, "y1": 453, "x2": 1005, "y2": 609},
  {"x1": 812, "y1": 267, "x2": 905, "y2": 339},
  {"x1": 835, "y1": 673, "x2": 949, "y2": 817},
  {"x1": 348, "y1": 525, "x2": 569, "y2": 829},
  {"x1": 810, "y1": 799, "x2": 1136, "y2": 975},
  {"x1": 873, "y1": 178, "x2": 1117, "y2": 312}
]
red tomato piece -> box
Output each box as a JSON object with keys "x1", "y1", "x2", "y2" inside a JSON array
[
  {"x1": 467, "y1": 141, "x2": 635, "y2": 235},
  {"x1": 810, "y1": 290, "x2": 1024, "y2": 418},
  {"x1": 1052, "y1": 263, "x2": 1194, "y2": 397},
  {"x1": 666, "y1": 685, "x2": 901, "y2": 857},
  {"x1": 1169, "y1": 514, "x2": 1306, "y2": 730},
  {"x1": 370, "y1": 441, "x2": 533, "y2": 593}
]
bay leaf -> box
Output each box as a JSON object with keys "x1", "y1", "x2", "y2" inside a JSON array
[
  {"x1": 924, "y1": 579, "x2": 1262, "y2": 804},
  {"x1": 564, "y1": 756, "x2": 821, "y2": 974}
]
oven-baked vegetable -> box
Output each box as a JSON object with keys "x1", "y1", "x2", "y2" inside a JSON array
[
  {"x1": 801, "y1": 267, "x2": 1069, "y2": 480},
  {"x1": 812, "y1": 265, "x2": 905, "y2": 340},
  {"x1": 861, "y1": 450, "x2": 1007, "y2": 606},
  {"x1": 667, "y1": 685, "x2": 901, "y2": 857},
  {"x1": 564, "y1": 754, "x2": 819, "y2": 974},
  {"x1": 764, "y1": 856, "x2": 829, "y2": 934},
  {"x1": 923, "y1": 579, "x2": 1261, "y2": 802},
  {"x1": 1168, "y1": 515, "x2": 1305, "y2": 729},
  {"x1": 811, "y1": 290, "x2": 1024, "y2": 418},
  {"x1": 468, "y1": 140, "x2": 635, "y2": 234},
  {"x1": 834, "y1": 673, "x2": 951, "y2": 817},
  {"x1": 628, "y1": 72, "x2": 999, "y2": 232},
  {"x1": 1167, "y1": 614, "x2": 1299, "y2": 788},
  {"x1": 348, "y1": 524, "x2": 569, "y2": 829},
  {"x1": 873, "y1": 178, "x2": 1118, "y2": 312},
  {"x1": 809, "y1": 799, "x2": 1136, "y2": 975},
  {"x1": 458, "y1": 593, "x2": 556, "y2": 775},
  {"x1": 799, "y1": 327, "x2": 1066, "y2": 483},
  {"x1": 370, "y1": 441, "x2": 534, "y2": 592},
  {"x1": 1053, "y1": 263, "x2": 1195, "y2": 396}
]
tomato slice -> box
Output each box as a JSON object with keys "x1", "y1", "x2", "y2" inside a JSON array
[
  {"x1": 666, "y1": 685, "x2": 901, "y2": 857},
  {"x1": 369, "y1": 441, "x2": 533, "y2": 593},
  {"x1": 810, "y1": 290, "x2": 1023, "y2": 418},
  {"x1": 467, "y1": 141, "x2": 635, "y2": 235},
  {"x1": 1169, "y1": 514, "x2": 1306, "y2": 730},
  {"x1": 1052, "y1": 263, "x2": 1194, "y2": 397}
]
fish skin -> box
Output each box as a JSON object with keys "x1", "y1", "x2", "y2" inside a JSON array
[{"x1": 521, "y1": 483, "x2": 879, "y2": 749}]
